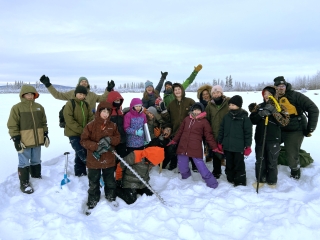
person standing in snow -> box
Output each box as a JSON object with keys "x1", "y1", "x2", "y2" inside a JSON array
[
  {"x1": 206, "y1": 85, "x2": 230, "y2": 178},
  {"x1": 142, "y1": 71, "x2": 168, "y2": 109},
  {"x1": 63, "y1": 85, "x2": 94, "y2": 177},
  {"x1": 7, "y1": 85, "x2": 49, "y2": 194},
  {"x1": 81, "y1": 101, "x2": 120, "y2": 210},
  {"x1": 249, "y1": 86, "x2": 290, "y2": 188},
  {"x1": 39, "y1": 75, "x2": 114, "y2": 113},
  {"x1": 218, "y1": 95, "x2": 252, "y2": 186},
  {"x1": 273, "y1": 76, "x2": 319, "y2": 179},
  {"x1": 167, "y1": 102, "x2": 222, "y2": 189}
]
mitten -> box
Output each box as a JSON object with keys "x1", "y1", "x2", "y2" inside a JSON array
[
  {"x1": 258, "y1": 110, "x2": 271, "y2": 117},
  {"x1": 244, "y1": 146, "x2": 252, "y2": 156},
  {"x1": 218, "y1": 143, "x2": 223, "y2": 152},
  {"x1": 135, "y1": 128, "x2": 144, "y2": 137},
  {"x1": 303, "y1": 128, "x2": 314, "y2": 137},
  {"x1": 107, "y1": 80, "x2": 115, "y2": 92},
  {"x1": 212, "y1": 148, "x2": 223, "y2": 154},
  {"x1": 194, "y1": 64, "x2": 203, "y2": 72},
  {"x1": 154, "y1": 127, "x2": 161, "y2": 137},
  {"x1": 11, "y1": 135, "x2": 26, "y2": 153},
  {"x1": 248, "y1": 103, "x2": 257, "y2": 113},
  {"x1": 134, "y1": 146, "x2": 164, "y2": 165},
  {"x1": 167, "y1": 140, "x2": 177, "y2": 146},
  {"x1": 264, "y1": 104, "x2": 277, "y2": 114},
  {"x1": 39, "y1": 75, "x2": 51, "y2": 88},
  {"x1": 161, "y1": 71, "x2": 168, "y2": 79},
  {"x1": 44, "y1": 131, "x2": 50, "y2": 148}
]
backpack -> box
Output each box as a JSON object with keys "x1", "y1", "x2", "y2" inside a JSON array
[
  {"x1": 277, "y1": 146, "x2": 314, "y2": 168},
  {"x1": 59, "y1": 99, "x2": 89, "y2": 128}
]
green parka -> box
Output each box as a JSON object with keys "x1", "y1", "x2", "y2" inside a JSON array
[{"x1": 7, "y1": 85, "x2": 48, "y2": 148}]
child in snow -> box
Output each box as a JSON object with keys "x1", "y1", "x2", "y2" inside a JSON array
[
  {"x1": 146, "y1": 106, "x2": 165, "y2": 140},
  {"x1": 64, "y1": 85, "x2": 94, "y2": 177},
  {"x1": 249, "y1": 86, "x2": 289, "y2": 188},
  {"x1": 167, "y1": 102, "x2": 222, "y2": 189},
  {"x1": 7, "y1": 85, "x2": 49, "y2": 194},
  {"x1": 81, "y1": 101, "x2": 120, "y2": 210},
  {"x1": 115, "y1": 146, "x2": 164, "y2": 204},
  {"x1": 124, "y1": 98, "x2": 147, "y2": 153},
  {"x1": 218, "y1": 95, "x2": 253, "y2": 186}
]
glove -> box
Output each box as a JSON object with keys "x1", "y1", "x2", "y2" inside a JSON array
[
  {"x1": 248, "y1": 103, "x2": 257, "y2": 113},
  {"x1": 135, "y1": 128, "x2": 144, "y2": 137},
  {"x1": 212, "y1": 148, "x2": 223, "y2": 154},
  {"x1": 154, "y1": 127, "x2": 161, "y2": 137},
  {"x1": 218, "y1": 143, "x2": 223, "y2": 152},
  {"x1": 44, "y1": 131, "x2": 50, "y2": 148},
  {"x1": 134, "y1": 146, "x2": 164, "y2": 165},
  {"x1": 303, "y1": 129, "x2": 313, "y2": 137},
  {"x1": 161, "y1": 71, "x2": 168, "y2": 79},
  {"x1": 93, "y1": 137, "x2": 113, "y2": 160},
  {"x1": 167, "y1": 140, "x2": 177, "y2": 146},
  {"x1": 11, "y1": 135, "x2": 26, "y2": 153},
  {"x1": 39, "y1": 75, "x2": 51, "y2": 88},
  {"x1": 194, "y1": 64, "x2": 203, "y2": 72},
  {"x1": 258, "y1": 110, "x2": 271, "y2": 117},
  {"x1": 264, "y1": 104, "x2": 277, "y2": 114},
  {"x1": 244, "y1": 146, "x2": 252, "y2": 156},
  {"x1": 107, "y1": 80, "x2": 115, "y2": 92}
]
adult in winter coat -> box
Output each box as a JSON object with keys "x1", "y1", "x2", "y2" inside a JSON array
[
  {"x1": 273, "y1": 76, "x2": 319, "y2": 179},
  {"x1": 168, "y1": 102, "x2": 221, "y2": 188},
  {"x1": 63, "y1": 85, "x2": 94, "y2": 176},
  {"x1": 7, "y1": 85, "x2": 49, "y2": 194},
  {"x1": 218, "y1": 95, "x2": 253, "y2": 186},
  {"x1": 162, "y1": 64, "x2": 202, "y2": 106},
  {"x1": 206, "y1": 85, "x2": 230, "y2": 178},
  {"x1": 115, "y1": 146, "x2": 164, "y2": 204},
  {"x1": 249, "y1": 86, "x2": 290, "y2": 188},
  {"x1": 106, "y1": 91, "x2": 127, "y2": 158},
  {"x1": 142, "y1": 71, "x2": 168, "y2": 109},
  {"x1": 81, "y1": 101, "x2": 121, "y2": 210},
  {"x1": 40, "y1": 75, "x2": 114, "y2": 113}
]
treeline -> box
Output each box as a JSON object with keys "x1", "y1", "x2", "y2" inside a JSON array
[{"x1": 1, "y1": 71, "x2": 319, "y2": 94}]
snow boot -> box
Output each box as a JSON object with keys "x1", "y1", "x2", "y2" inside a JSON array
[
  {"x1": 30, "y1": 164, "x2": 42, "y2": 178},
  {"x1": 267, "y1": 183, "x2": 277, "y2": 189},
  {"x1": 290, "y1": 168, "x2": 301, "y2": 179},
  {"x1": 105, "y1": 188, "x2": 117, "y2": 202},
  {"x1": 18, "y1": 167, "x2": 34, "y2": 194}
]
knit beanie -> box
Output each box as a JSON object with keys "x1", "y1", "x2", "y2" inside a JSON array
[
  {"x1": 211, "y1": 85, "x2": 223, "y2": 95},
  {"x1": 147, "y1": 106, "x2": 160, "y2": 118},
  {"x1": 191, "y1": 102, "x2": 205, "y2": 112},
  {"x1": 74, "y1": 85, "x2": 88, "y2": 96},
  {"x1": 145, "y1": 81, "x2": 154, "y2": 89},
  {"x1": 78, "y1": 76, "x2": 88, "y2": 84},
  {"x1": 164, "y1": 81, "x2": 173, "y2": 87},
  {"x1": 274, "y1": 76, "x2": 287, "y2": 86},
  {"x1": 228, "y1": 95, "x2": 243, "y2": 108}
]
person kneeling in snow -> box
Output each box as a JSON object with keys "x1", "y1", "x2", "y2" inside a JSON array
[
  {"x1": 115, "y1": 146, "x2": 164, "y2": 204},
  {"x1": 167, "y1": 102, "x2": 222, "y2": 189},
  {"x1": 81, "y1": 102, "x2": 120, "y2": 210}
]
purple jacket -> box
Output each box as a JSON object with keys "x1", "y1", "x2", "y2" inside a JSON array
[{"x1": 124, "y1": 98, "x2": 147, "y2": 148}]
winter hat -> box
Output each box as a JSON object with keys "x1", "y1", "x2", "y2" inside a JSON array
[
  {"x1": 262, "y1": 86, "x2": 276, "y2": 97},
  {"x1": 164, "y1": 81, "x2": 173, "y2": 87},
  {"x1": 145, "y1": 81, "x2": 154, "y2": 89},
  {"x1": 228, "y1": 95, "x2": 243, "y2": 108},
  {"x1": 274, "y1": 76, "x2": 287, "y2": 86},
  {"x1": 147, "y1": 106, "x2": 160, "y2": 118},
  {"x1": 74, "y1": 85, "x2": 88, "y2": 96},
  {"x1": 211, "y1": 85, "x2": 223, "y2": 95},
  {"x1": 78, "y1": 76, "x2": 88, "y2": 84},
  {"x1": 191, "y1": 102, "x2": 205, "y2": 112}
]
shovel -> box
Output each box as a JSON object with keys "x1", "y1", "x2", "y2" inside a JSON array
[{"x1": 61, "y1": 152, "x2": 71, "y2": 188}]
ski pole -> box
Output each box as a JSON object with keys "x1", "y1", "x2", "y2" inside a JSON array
[
  {"x1": 61, "y1": 152, "x2": 71, "y2": 188},
  {"x1": 256, "y1": 117, "x2": 268, "y2": 194},
  {"x1": 112, "y1": 150, "x2": 168, "y2": 206}
]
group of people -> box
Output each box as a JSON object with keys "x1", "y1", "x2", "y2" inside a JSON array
[{"x1": 7, "y1": 65, "x2": 319, "y2": 210}]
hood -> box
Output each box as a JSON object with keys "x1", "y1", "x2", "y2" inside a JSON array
[
  {"x1": 191, "y1": 102, "x2": 205, "y2": 112},
  {"x1": 76, "y1": 76, "x2": 91, "y2": 90},
  {"x1": 129, "y1": 98, "x2": 143, "y2": 115},
  {"x1": 106, "y1": 91, "x2": 124, "y2": 105},
  {"x1": 197, "y1": 84, "x2": 212, "y2": 100},
  {"x1": 19, "y1": 85, "x2": 39, "y2": 99},
  {"x1": 95, "y1": 101, "x2": 112, "y2": 119},
  {"x1": 172, "y1": 83, "x2": 186, "y2": 99}
]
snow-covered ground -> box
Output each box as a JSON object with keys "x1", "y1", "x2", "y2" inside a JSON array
[{"x1": 0, "y1": 90, "x2": 319, "y2": 240}]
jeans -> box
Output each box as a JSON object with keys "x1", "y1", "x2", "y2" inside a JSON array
[{"x1": 18, "y1": 146, "x2": 41, "y2": 168}]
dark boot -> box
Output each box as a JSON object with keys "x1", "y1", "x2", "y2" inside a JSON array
[
  {"x1": 18, "y1": 167, "x2": 34, "y2": 194},
  {"x1": 30, "y1": 164, "x2": 42, "y2": 178},
  {"x1": 290, "y1": 168, "x2": 301, "y2": 179},
  {"x1": 105, "y1": 188, "x2": 116, "y2": 202}
]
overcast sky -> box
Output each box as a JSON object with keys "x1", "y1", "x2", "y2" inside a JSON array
[{"x1": 0, "y1": 0, "x2": 319, "y2": 88}]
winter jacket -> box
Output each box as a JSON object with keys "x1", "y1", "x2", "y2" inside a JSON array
[
  {"x1": 81, "y1": 102, "x2": 120, "y2": 169},
  {"x1": 250, "y1": 86, "x2": 290, "y2": 145},
  {"x1": 278, "y1": 83, "x2": 319, "y2": 132},
  {"x1": 7, "y1": 85, "x2": 48, "y2": 148},
  {"x1": 47, "y1": 79, "x2": 109, "y2": 112},
  {"x1": 162, "y1": 83, "x2": 195, "y2": 135},
  {"x1": 142, "y1": 74, "x2": 166, "y2": 108},
  {"x1": 197, "y1": 84, "x2": 212, "y2": 108},
  {"x1": 106, "y1": 91, "x2": 126, "y2": 143},
  {"x1": 63, "y1": 98, "x2": 94, "y2": 137},
  {"x1": 218, "y1": 109, "x2": 253, "y2": 152},
  {"x1": 206, "y1": 95, "x2": 230, "y2": 139},
  {"x1": 173, "y1": 112, "x2": 218, "y2": 159},
  {"x1": 163, "y1": 70, "x2": 199, "y2": 107},
  {"x1": 124, "y1": 98, "x2": 147, "y2": 148}
]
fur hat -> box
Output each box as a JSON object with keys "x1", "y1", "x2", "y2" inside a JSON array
[
  {"x1": 211, "y1": 85, "x2": 223, "y2": 95},
  {"x1": 229, "y1": 95, "x2": 243, "y2": 108},
  {"x1": 145, "y1": 81, "x2": 154, "y2": 88},
  {"x1": 191, "y1": 102, "x2": 205, "y2": 112},
  {"x1": 74, "y1": 85, "x2": 88, "y2": 96},
  {"x1": 274, "y1": 76, "x2": 287, "y2": 86},
  {"x1": 164, "y1": 81, "x2": 173, "y2": 87}
]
